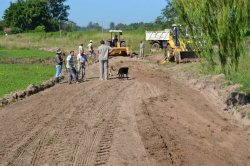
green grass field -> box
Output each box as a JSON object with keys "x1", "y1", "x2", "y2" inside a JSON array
[
  {"x1": 0, "y1": 48, "x2": 53, "y2": 59},
  {"x1": 0, "y1": 47, "x2": 55, "y2": 97},
  {"x1": 0, "y1": 64, "x2": 54, "y2": 97}
]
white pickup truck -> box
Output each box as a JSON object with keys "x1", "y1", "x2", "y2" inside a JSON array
[{"x1": 145, "y1": 29, "x2": 171, "y2": 52}]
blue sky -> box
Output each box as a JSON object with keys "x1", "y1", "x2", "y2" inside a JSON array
[{"x1": 0, "y1": 0, "x2": 166, "y2": 28}]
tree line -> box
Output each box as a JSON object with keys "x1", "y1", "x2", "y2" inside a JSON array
[
  {"x1": 0, "y1": 0, "x2": 170, "y2": 33},
  {"x1": 0, "y1": 0, "x2": 69, "y2": 33}
]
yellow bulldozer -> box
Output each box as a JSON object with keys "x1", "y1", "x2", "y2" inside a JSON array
[
  {"x1": 146, "y1": 24, "x2": 198, "y2": 64},
  {"x1": 106, "y1": 30, "x2": 130, "y2": 56}
]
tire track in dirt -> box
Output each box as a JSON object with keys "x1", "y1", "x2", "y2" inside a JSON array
[
  {"x1": 30, "y1": 132, "x2": 49, "y2": 166},
  {"x1": 131, "y1": 81, "x2": 182, "y2": 166},
  {"x1": 69, "y1": 83, "x2": 123, "y2": 165},
  {"x1": 71, "y1": 82, "x2": 133, "y2": 166},
  {"x1": 4, "y1": 81, "x2": 104, "y2": 166},
  {"x1": 94, "y1": 107, "x2": 118, "y2": 165},
  {"x1": 32, "y1": 81, "x2": 119, "y2": 165},
  {"x1": 27, "y1": 79, "x2": 132, "y2": 165},
  {"x1": 126, "y1": 61, "x2": 185, "y2": 165},
  {"x1": 141, "y1": 100, "x2": 182, "y2": 166}
]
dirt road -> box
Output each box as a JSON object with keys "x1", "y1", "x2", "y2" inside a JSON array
[{"x1": 0, "y1": 57, "x2": 250, "y2": 166}]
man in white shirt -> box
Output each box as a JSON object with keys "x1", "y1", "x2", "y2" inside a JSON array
[
  {"x1": 87, "y1": 40, "x2": 97, "y2": 61},
  {"x1": 79, "y1": 43, "x2": 84, "y2": 53},
  {"x1": 77, "y1": 51, "x2": 88, "y2": 81},
  {"x1": 66, "y1": 51, "x2": 79, "y2": 84}
]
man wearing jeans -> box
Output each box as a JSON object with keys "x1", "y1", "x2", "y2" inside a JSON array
[
  {"x1": 66, "y1": 51, "x2": 79, "y2": 84},
  {"x1": 77, "y1": 51, "x2": 88, "y2": 81},
  {"x1": 54, "y1": 49, "x2": 63, "y2": 84},
  {"x1": 97, "y1": 40, "x2": 112, "y2": 80}
]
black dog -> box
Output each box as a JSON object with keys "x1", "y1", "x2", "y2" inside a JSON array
[{"x1": 118, "y1": 67, "x2": 129, "y2": 79}]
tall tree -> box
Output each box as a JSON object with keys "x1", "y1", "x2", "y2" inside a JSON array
[
  {"x1": 157, "y1": 0, "x2": 178, "y2": 28},
  {"x1": 173, "y1": 0, "x2": 249, "y2": 73},
  {"x1": 2, "y1": 0, "x2": 69, "y2": 32},
  {"x1": 47, "y1": 0, "x2": 69, "y2": 21}
]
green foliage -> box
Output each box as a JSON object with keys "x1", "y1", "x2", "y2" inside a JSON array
[
  {"x1": 224, "y1": 49, "x2": 250, "y2": 93},
  {"x1": 0, "y1": 20, "x2": 4, "y2": 31},
  {"x1": 0, "y1": 48, "x2": 53, "y2": 59},
  {"x1": 173, "y1": 0, "x2": 249, "y2": 74},
  {"x1": 114, "y1": 22, "x2": 162, "y2": 31},
  {"x1": 2, "y1": 0, "x2": 69, "y2": 32},
  {"x1": 157, "y1": 0, "x2": 178, "y2": 28},
  {"x1": 0, "y1": 64, "x2": 54, "y2": 97},
  {"x1": 47, "y1": 0, "x2": 69, "y2": 21},
  {"x1": 10, "y1": 27, "x2": 22, "y2": 34},
  {"x1": 0, "y1": 47, "x2": 54, "y2": 97},
  {"x1": 33, "y1": 25, "x2": 46, "y2": 33}
]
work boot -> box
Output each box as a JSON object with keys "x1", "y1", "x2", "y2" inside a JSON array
[{"x1": 54, "y1": 77, "x2": 59, "y2": 84}]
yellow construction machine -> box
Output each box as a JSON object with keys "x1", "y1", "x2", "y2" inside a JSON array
[
  {"x1": 146, "y1": 24, "x2": 198, "y2": 64},
  {"x1": 107, "y1": 30, "x2": 130, "y2": 56}
]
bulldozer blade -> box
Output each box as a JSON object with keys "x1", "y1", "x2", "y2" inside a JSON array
[
  {"x1": 159, "y1": 59, "x2": 168, "y2": 65},
  {"x1": 180, "y1": 51, "x2": 198, "y2": 60}
]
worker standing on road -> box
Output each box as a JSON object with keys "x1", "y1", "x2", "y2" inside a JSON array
[
  {"x1": 54, "y1": 48, "x2": 63, "y2": 84},
  {"x1": 79, "y1": 43, "x2": 84, "y2": 53},
  {"x1": 87, "y1": 40, "x2": 97, "y2": 62},
  {"x1": 66, "y1": 50, "x2": 79, "y2": 84},
  {"x1": 140, "y1": 41, "x2": 145, "y2": 59},
  {"x1": 77, "y1": 50, "x2": 88, "y2": 81},
  {"x1": 97, "y1": 40, "x2": 112, "y2": 80}
]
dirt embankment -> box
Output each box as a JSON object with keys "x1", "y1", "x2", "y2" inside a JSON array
[{"x1": 0, "y1": 57, "x2": 249, "y2": 166}]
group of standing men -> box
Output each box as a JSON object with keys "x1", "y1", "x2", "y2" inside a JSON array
[{"x1": 54, "y1": 39, "x2": 114, "y2": 84}]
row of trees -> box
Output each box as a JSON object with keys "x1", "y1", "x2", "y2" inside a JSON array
[{"x1": 1, "y1": 0, "x2": 69, "y2": 32}]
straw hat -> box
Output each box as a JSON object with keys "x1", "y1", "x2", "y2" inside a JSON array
[{"x1": 56, "y1": 48, "x2": 62, "y2": 54}]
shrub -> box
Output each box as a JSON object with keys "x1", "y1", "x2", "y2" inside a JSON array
[{"x1": 33, "y1": 25, "x2": 45, "y2": 33}]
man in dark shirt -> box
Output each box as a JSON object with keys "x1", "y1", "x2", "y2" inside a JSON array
[{"x1": 55, "y1": 49, "x2": 63, "y2": 83}]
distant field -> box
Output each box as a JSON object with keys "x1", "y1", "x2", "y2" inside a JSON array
[
  {"x1": 0, "y1": 30, "x2": 151, "y2": 55},
  {"x1": 0, "y1": 48, "x2": 53, "y2": 59},
  {"x1": 0, "y1": 64, "x2": 54, "y2": 97}
]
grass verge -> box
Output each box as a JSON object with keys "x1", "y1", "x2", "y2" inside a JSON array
[{"x1": 0, "y1": 64, "x2": 54, "y2": 97}]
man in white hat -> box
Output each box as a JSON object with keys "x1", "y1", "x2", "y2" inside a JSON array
[
  {"x1": 54, "y1": 48, "x2": 63, "y2": 83},
  {"x1": 87, "y1": 40, "x2": 96, "y2": 61},
  {"x1": 79, "y1": 43, "x2": 84, "y2": 54},
  {"x1": 77, "y1": 50, "x2": 88, "y2": 81}
]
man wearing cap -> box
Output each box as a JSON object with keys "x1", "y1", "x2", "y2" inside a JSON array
[
  {"x1": 87, "y1": 40, "x2": 96, "y2": 61},
  {"x1": 54, "y1": 48, "x2": 63, "y2": 83},
  {"x1": 79, "y1": 43, "x2": 84, "y2": 54},
  {"x1": 97, "y1": 40, "x2": 112, "y2": 80}
]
